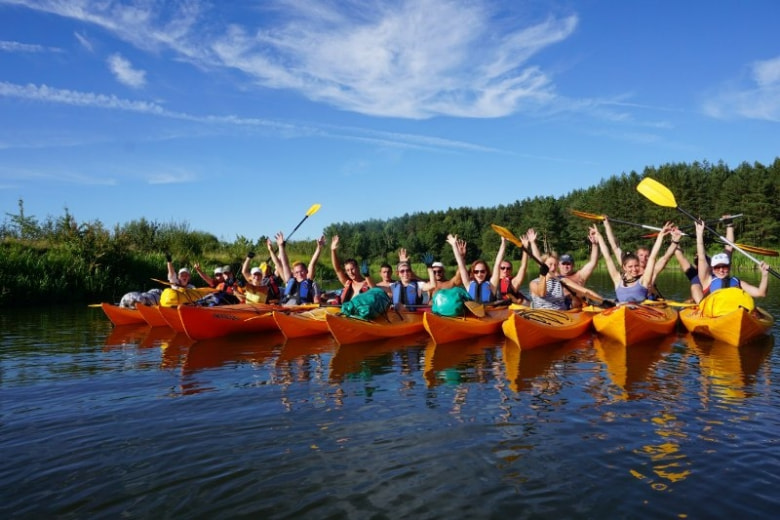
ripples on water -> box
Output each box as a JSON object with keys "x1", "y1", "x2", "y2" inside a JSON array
[{"x1": 2, "y1": 297, "x2": 780, "y2": 519}]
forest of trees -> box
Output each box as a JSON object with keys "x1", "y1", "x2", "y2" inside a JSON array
[{"x1": 2, "y1": 159, "x2": 778, "y2": 306}]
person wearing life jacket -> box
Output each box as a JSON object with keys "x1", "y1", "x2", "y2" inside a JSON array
[
  {"x1": 241, "y1": 253, "x2": 284, "y2": 304},
  {"x1": 330, "y1": 235, "x2": 374, "y2": 303},
  {"x1": 390, "y1": 261, "x2": 424, "y2": 308},
  {"x1": 592, "y1": 222, "x2": 673, "y2": 303},
  {"x1": 694, "y1": 219, "x2": 769, "y2": 299},
  {"x1": 445, "y1": 233, "x2": 498, "y2": 304},
  {"x1": 494, "y1": 236, "x2": 529, "y2": 305},
  {"x1": 274, "y1": 231, "x2": 324, "y2": 306},
  {"x1": 193, "y1": 263, "x2": 225, "y2": 289}
]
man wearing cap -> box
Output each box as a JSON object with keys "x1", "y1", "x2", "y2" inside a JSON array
[
  {"x1": 390, "y1": 260, "x2": 424, "y2": 308},
  {"x1": 694, "y1": 219, "x2": 769, "y2": 299},
  {"x1": 557, "y1": 229, "x2": 600, "y2": 307}
]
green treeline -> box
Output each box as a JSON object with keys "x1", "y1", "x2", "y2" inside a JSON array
[{"x1": 2, "y1": 159, "x2": 778, "y2": 307}]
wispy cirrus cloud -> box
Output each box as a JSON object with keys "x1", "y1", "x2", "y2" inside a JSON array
[
  {"x1": 2, "y1": 0, "x2": 577, "y2": 119},
  {"x1": 0, "y1": 39, "x2": 62, "y2": 53},
  {"x1": 107, "y1": 53, "x2": 146, "y2": 88},
  {"x1": 0, "y1": 80, "x2": 505, "y2": 154},
  {"x1": 703, "y1": 55, "x2": 780, "y2": 122}
]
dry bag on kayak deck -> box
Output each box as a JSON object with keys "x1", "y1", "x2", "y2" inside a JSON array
[
  {"x1": 699, "y1": 287, "x2": 755, "y2": 317},
  {"x1": 431, "y1": 287, "x2": 471, "y2": 317},
  {"x1": 340, "y1": 288, "x2": 391, "y2": 320}
]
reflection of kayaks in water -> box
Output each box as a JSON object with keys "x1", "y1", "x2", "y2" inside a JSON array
[
  {"x1": 502, "y1": 308, "x2": 593, "y2": 349},
  {"x1": 100, "y1": 302, "x2": 146, "y2": 326},
  {"x1": 423, "y1": 309, "x2": 509, "y2": 345},
  {"x1": 593, "y1": 304, "x2": 678, "y2": 345}
]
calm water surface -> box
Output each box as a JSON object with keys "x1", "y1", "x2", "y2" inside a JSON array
[{"x1": 2, "y1": 274, "x2": 780, "y2": 519}]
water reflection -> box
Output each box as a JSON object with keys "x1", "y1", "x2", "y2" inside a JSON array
[
  {"x1": 683, "y1": 332, "x2": 774, "y2": 403},
  {"x1": 328, "y1": 333, "x2": 428, "y2": 383},
  {"x1": 502, "y1": 336, "x2": 585, "y2": 394},
  {"x1": 593, "y1": 333, "x2": 679, "y2": 401},
  {"x1": 423, "y1": 334, "x2": 501, "y2": 388}
]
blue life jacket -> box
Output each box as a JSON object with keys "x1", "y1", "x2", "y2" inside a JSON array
[
  {"x1": 391, "y1": 281, "x2": 421, "y2": 306},
  {"x1": 468, "y1": 280, "x2": 493, "y2": 303},
  {"x1": 283, "y1": 278, "x2": 314, "y2": 304},
  {"x1": 709, "y1": 276, "x2": 741, "y2": 293}
]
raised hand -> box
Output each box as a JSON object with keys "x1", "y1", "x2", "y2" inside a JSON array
[{"x1": 331, "y1": 235, "x2": 340, "y2": 250}]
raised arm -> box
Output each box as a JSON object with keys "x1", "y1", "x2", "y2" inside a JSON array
[
  {"x1": 511, "y1": 248, "x2": 529, "y2": 291},
  {"x1": 330, "y1": 235, "x2": 348, "y2": 285},
  {"x1": 654, "y1": 225, "x2": 682, "y2": 276},
  {"x1": 165, "y1": 253, "x2": 177, "y2": 284},
  {"x1": 526, "y1": 228, "x2": 542, "y2": 261},
  {"x1": 276, "y1": 232, "x2": 292, "y2": 281},
  {"x1": 446, "y1": 234, "x2": 471, "y2": 290},
  {"x1": 591, "y1": 224, "x2": 621, "y2": 286},
  {"x1": 575, "y1": 229, "x2": 601, "y2": 283},
  {"x1": 307, "y1": 235, "x2": 325, "y2": 280},
  {"x1": 641, "y1": 221, "x2": 673, "y2": 288},
  {"x1": 741, "y1": 262, "x2": 770, "y2": 298},
  {"x1": 490, "y1": 237, "x2": 507, "y2": 288},
  {"x1": 724, "y1": 215, "x2": 735, "y2": 256},
  {"x1": 241, "y1": 255, "x2": 253, "y2": 283},
  {"x1": 695, "y1": 220, "x2": 712, "y2": 289},
  {"x1": 194, "y1": 262, "x2": 215, "y2": 287},
  {"x1": 602, "y1": 216, "x2": 623, "y2": 267}
]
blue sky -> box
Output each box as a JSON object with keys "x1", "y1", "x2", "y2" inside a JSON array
[{"x1": 1, "y1": 0, "x2": 779, "y2": 243}]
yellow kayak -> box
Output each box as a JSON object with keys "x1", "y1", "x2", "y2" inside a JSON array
[
  {"x1": 325, "y1": 310, "x2": 425, "y2": 345},
  {"x1": 593, "y1": 304, "x2": 678, "y2": 345},
  {"x1": 679, "y1": 288, "x2": 773, "y2": 347}
]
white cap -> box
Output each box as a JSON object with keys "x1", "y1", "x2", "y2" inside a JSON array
[
  {"x1": 178, "y1": 267, "x2": 190, "y2": 275},
  {"x1": 250, "y1": 267, "x2": 262, "y2": 275},
  {"x1": 214, "y1": 267, "x2": 224, "y2": 275},
  {"x1": 431, "y1": 261, "x2": 444, "y2": 268},
  {"x1": 711, "y1": 253, "x2": 730, "y2": 267}
]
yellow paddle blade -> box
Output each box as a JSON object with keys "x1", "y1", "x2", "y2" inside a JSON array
[
  {"x1": 570, "y1": 209, "x2": 606, "y2": 221},
  {"x1": 306, "y1": 203, "x2": 322, "y2": 217},
  {"x1": 151, "y1": 278, "x2": 174, "y2": 286},
  {"x1": 636, "y1": 177, "x2": 678, "y2": 208},
  {"x1": 490, "y1": 224, "x2": 524, "y2": 248}
]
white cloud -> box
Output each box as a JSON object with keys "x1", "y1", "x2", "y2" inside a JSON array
[
  {"x1": 74, "y1": 31, "x2": 94, "y2": 52},
  {"x1": 107, "y1": 53, "x2": 146, "y2": 88},
  {"x1": 4, "y1": 0, "x2": 577, "y2": 119},
  {"x1": 702, "y1": 55, "x2": 780, "y2": 122},
  {"x1": 0, "y1": 39, "x2": 61, "y2": 53}
]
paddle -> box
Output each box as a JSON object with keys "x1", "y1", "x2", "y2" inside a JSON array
[
  {"x1": 571, "y1": 209, "x2": 743, "y2": 235},
  {"x1": 636, "y1": 177, "x2": 780, "y2": 280},
  {"x1": 491, "y1": 224, "x2": 616, "y2": 308},
  {"x1": 283, "y1": 203, "x2": 321, "y2": 245},
  {"x1": 637, "y1": 232, "x2": 778, "y2": 257}
]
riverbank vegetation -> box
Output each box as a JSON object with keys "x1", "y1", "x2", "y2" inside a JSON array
[{"x1": 2, "y1": 159, "x2": 778, "y2": 307}]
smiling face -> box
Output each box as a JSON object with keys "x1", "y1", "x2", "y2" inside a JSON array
[
  {"x1": 558, "y1": 260, "x2": 573, "y2": 275},
  {"x1": 471, "y1": 261, "x2": 489, "y2": 281},
  {"x1": 712, "y1": 263, "x2": 731, "y2": 279},
  {"x1": 344, "y1": 260, "x2": 360, "y2": 280},
  {"x1": 499, "y1": 262, "x2": 512, "y2": 277},
  {"x1": 622, "y1": 257, "x2": 641, "y2": 278},
  {"x1": 397, "y1": 263, "x2": 413, "y2": 283},
  {"x1": 636, "y1": 247, "x2": 650, "y2": 267}
]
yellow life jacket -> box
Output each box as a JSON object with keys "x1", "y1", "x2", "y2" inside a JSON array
[{"x1": 159, "y1": 287, "x2": 214, "y2": 307}]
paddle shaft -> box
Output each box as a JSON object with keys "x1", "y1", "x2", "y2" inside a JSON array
[{"x1": 675, "y1": 206, "x2": 780, "y2": 280}]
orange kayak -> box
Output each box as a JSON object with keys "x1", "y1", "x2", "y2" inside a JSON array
[
  {"x1": 158, "y1": 305, "x2": 186, "y2": 333},
  {"x1": 100, "y1": 302, "x2": 146, "y2": 326},
  {"x1": 325, "y1": 310, "x2": 425, "y2": 345},
  {"x1": 423, "y1": 308, "x2": 509, "y2": 345},
  {"x1": 593, "y1": 304, "x2": 678, "y2": 345},
  {"x1": 273, "y1": 307, "x2": 338, "y2": 339},
  {"x1": 502, "y1": 308, "x2": 593, "y2": 349},
  {"x1": 136, "y1": 304, "x2": 169, "y2": 327},
  {"x1": 178, "y1": 303, "x2": 280, "y2": 341}
]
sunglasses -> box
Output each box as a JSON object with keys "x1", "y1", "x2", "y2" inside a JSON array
[
  {"x1": 500, "y1": 266, "x2": 511, "y2": 270},
  {"x1": 398, "y1": 269, "x2": 411, "y2": 273},
  {"x1": 433, "y1": 269, "x2": 443, "y2": 274},
  {"x1": 473, "y1": 269, "x2": 486, "y2": 274}
]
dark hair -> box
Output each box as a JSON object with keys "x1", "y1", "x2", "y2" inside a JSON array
[
  {"x1": 380, "y1": 262, "x2": 392, "y2": 270},
  {"x1": 344, "y1": 258, "x2": 359, "y2": 269},
  {"x1": 621, "y1": 252, "x2": 638, "y2": 267}
]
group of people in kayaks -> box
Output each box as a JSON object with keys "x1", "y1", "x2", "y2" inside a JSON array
[{"x1": 119, "y1": 215, "x2": 771, "y2": 317}]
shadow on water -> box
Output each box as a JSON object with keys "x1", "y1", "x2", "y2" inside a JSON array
[{"x1": 328, "y1": 332, "x2": 429, "y2": 383}]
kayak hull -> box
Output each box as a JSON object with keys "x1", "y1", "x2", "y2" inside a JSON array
[
  {"x1": 593, "y1": 304, "x2": 678, "y2": 345},
  {"x1": 325, "y1": 311, "x2": 425, "y2": 345},
  {"x1": 136, "y1": 304, "x2": 169, "y2": 327},
  {"x1": 423, "y1": 309, "x2": 509, "y2": 345},
  {"x1": 178, "y1": 303, "x2": 280, "y2": 341},
  {"x1": 273, "y1": 307, "x2": 337, "y2": 339},
  {"x1": 680, "y1": 306, "x2": 773, "y2": 347},
  {"x1": 101, "y1": 303, "x2": 146, "y2": 326},
  {"x1": 502, "y1": 308, "x2": 593, "y2": 349}
]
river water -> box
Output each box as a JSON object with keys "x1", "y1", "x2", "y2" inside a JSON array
[{"x1": 2, "y1": 273, "x2": 780, "y2": 519}]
